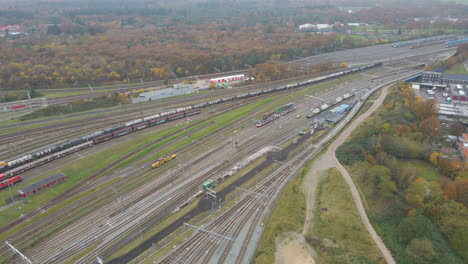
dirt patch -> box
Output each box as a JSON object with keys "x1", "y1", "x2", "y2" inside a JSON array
[
  {"x1": 302, "y1": 153, "x2": 334, "y2": 235},
  {"x1": 275, "y1": 232, "x2": 316, "y2": 264}
]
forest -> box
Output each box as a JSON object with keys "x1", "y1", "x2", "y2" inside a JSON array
[
  {"x1": 336, "y1": 81, "x2": 468, "y2": 263},
  {"x1": 0, "y1": 0, "x2": 467, "y2": 90}
]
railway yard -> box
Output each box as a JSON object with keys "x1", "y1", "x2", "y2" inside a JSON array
[{"x1": 0, "y1": 40, "x2": 459, "y2": 263}]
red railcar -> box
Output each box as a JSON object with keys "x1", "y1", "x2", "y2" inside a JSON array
[
  {"x1": 0, "y1": 175, "x2": 23, "y2": 190},
  {"x1": 9, "y1": 105, "x2": 26, "y2": 110}
]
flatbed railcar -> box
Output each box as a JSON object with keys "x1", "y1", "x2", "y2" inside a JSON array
[{"x1": 1, "y1": 62, "x2": 381, "y2": 177}]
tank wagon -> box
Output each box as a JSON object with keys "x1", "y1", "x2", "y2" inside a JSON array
[{"x1": 1, "y1": 63, "x2": 381, "y2": 177}]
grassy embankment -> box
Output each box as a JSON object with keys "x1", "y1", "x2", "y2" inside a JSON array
[
  {"x1": 252, "y1": 160, "x2": 307, "y2": 264},
  {"x1": 445, "y1": 63, "x2": 468, "y2": 75},
  {"x1": 309, "y1": 168, "x2": 383, "y2": 263},
  {"x1": 252, "y1": 81, "x2": 390, "y2": 264},
  {"x1": 19, "y1": 94, "x2": 128, "y2": 120},
  {"x1": 336, "y1": 83, "x2": 466, "y2": 263}
]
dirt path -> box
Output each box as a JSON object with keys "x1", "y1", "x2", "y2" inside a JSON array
[
  {"x1": 279, "y1": 85, "x2": 395, "y2": 264},
  {"x1": 275, "y1": 232, "x2": 316, "y2": 264},
  {"x1": 326, "y1": 84, "x2": 396, "y2": 264},
  {"x1": 302, "y1": 153, "x2": 333, "y2": 235}
]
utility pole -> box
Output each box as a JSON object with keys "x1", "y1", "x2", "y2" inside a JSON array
[{"x1": 8, "y1": 182, "x2": 18, "y2": 212}]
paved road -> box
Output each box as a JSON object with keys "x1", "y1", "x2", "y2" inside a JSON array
[{"x1": 326, "y1": 84, "x2": 396, "y2": 264}]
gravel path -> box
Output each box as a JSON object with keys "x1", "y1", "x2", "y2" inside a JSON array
[
  {"x1": 302, "y1": 84, "x2": 395, "y2": 264},
  {"x1": 327, "y1": 84, "x2": 396, "y2": 264}
]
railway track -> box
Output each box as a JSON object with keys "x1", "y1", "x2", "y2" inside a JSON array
[
  {"x1": 0, "y1": 96, "x2": 264, "y2": 234},
  {"x1": 5, "y1": 70, "x2": 390, "y2": 262},
  {"x1": 75, "y1": 88, "x2": 356, "y2": 263},
  {"x1": 159, "y1": 138, "x2": 320, "y2": 264},
  {"x1": 137, "y1": 69, "x2": 423, "y2": 264},
  {"x1": 0, "y1": 92, "x2": 290, "y2": 262},
  {"x1": 0, "y1": 65, "x2": 424, "y2": 262},
  {"x1": 0, "y1": 70, "x2": 354, "y2": 160},
  {"x1": 24, "y1": 91, "x2": 321, "y2": 263}
]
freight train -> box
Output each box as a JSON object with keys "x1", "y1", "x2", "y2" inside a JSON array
[
  {"x1": 0, "y1": 62, "x2": 381, "y2": 179},
  {"x1": 1, "y1": 108, "x2": 200, "y2": 178}
]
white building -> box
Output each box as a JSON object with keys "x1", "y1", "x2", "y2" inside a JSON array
[{"x1": 299, "y1": 23, "x2": 315, "y2": 31}]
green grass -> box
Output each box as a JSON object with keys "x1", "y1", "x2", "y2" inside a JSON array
[
  {"x1": 368, "y1": 88, "x2": 383, "y2": 101},
  {"x1": 338, "y1": 34, "x2": 369, "y2": 42},
  {"x1": 309, "y1": 168, "x2": 383, "y2": 264},
  {"x1": 445, "y1": 63, "x2": 468, "y2": 75},
  {"x1": 253, "y1": 162, "x2": 307, "y2": 264},
  {"x1": 396, "y1": 160, "x2": 440, "y2": 180}
]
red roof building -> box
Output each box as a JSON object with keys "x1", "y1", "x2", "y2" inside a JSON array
[{"x1": 0, "y1": 25, "x2": 22, "y2": 31}]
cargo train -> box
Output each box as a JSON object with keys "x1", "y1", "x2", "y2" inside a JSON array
[{"x1": 0, "y1": 62, "x2": 381, "y2": 179}]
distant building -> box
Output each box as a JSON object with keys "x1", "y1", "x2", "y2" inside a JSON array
[
  {"x1": 0, "y1": 25, "x2": 26, "y2": 37},
  {"x1": 298, "y1": 23, "x2": 332, "y2": 32},
  {"x1": 414, "y1": 17, "x2": 459, "y2": 23},
  {"x1": 347, "y1": 23, "x2": 368, "y2": 27},
  {"x1": 299, "y1": 23, "x2": 315, "y2": 31}
]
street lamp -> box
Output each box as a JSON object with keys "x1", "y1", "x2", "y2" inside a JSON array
[{"x1": 8, "y1": 181, "x2": 18, "y2": 212}]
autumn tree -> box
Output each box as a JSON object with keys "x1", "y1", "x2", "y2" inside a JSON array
[
  {"x1": 406, "y1": 238, "x2": 438, "y2": 264},
  {"x1": 450, "y1": 123, "x2": 466, "y2": 136}
]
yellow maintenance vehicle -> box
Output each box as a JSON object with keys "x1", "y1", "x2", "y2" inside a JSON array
[{"x1": 151, "y1": 154, "x2": 177, "y2": 169}]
